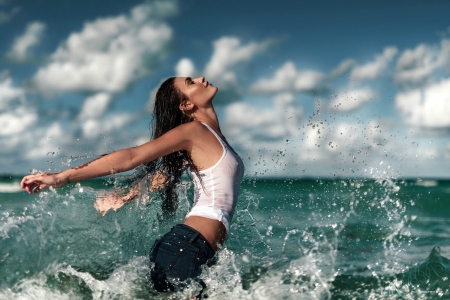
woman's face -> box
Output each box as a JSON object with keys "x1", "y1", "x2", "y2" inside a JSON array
[{"x1": 174, "y1": 76, "x2": 218, "y2": 109}]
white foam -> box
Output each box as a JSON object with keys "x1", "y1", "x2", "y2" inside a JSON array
[
  {"x1": 61, "y1": 256, "x2": 151, "y2": 299},
  {"x1": 0, "y1": 182, "x2": 22, "y2": 193},
  {"x1": 0, "y1": 258, "x2": 152, "y2": 300},
  {"x1": 0, "y1": 271, "x2": 77, "y2": 300},
  {"x1": 415, "y1": 180, "x2": 438, "y2": 187},
  {"x1": 198, "y1": 246, "x2": 337, "y2": 300},
  {"x1": 0, "y1": 216, "x2": 34, "y2": 239}
]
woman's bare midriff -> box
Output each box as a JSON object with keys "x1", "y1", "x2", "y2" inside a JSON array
[{"x1": 183, "y1": 216, "x2": 226, "y2": 252}]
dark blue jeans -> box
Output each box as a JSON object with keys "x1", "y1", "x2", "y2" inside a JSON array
[{"x1": 149, "y1": 224, "x2": 216, "y2": 295}]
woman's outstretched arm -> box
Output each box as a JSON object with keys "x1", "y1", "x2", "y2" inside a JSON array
[{"x1": 21, "y1": 123, "x2": 194, "y2": 194}]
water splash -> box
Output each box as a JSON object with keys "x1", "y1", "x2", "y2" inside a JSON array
[{"x1": 1, "y1": 176, "x2": 449, "y2": 299}]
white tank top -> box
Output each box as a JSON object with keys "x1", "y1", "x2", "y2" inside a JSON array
[{"x1": 185, "y1": 123, "x2": 245, "y2": 236}]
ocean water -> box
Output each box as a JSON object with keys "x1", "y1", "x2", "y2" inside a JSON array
[{"x1": 1, "y1": 175, "x2": 449, "y2": 299}]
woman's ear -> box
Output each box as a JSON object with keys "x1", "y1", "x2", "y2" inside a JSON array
[{"x1": 179, "y1": 100, "x2": 194, "y2": 112}]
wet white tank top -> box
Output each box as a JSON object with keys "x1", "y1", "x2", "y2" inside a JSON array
[{"x1": 185, "y1": 123, "x2": 245, "y2": 236}]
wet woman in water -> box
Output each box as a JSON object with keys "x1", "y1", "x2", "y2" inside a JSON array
[{"x1": 21, "y1": 76, "x2": 245, "y2": 297}]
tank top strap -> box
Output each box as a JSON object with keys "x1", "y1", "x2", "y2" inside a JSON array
[{"x1": 200, "y1": 122, "x2": 227, "y2": 147}]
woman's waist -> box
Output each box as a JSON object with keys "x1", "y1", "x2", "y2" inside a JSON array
[{"x1": 183, "y1": 216, "x2": 226, "y2": 251}]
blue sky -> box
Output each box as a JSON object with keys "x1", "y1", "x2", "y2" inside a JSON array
[{"x1": 1, "y1": 0, "x2": 450, "y2": 178}]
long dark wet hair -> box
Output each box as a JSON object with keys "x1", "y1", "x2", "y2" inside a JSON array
[{"x1": 142, "y1": 77, "x2": 201, "y2": 214}]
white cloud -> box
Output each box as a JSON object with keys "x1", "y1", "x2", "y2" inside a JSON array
[
  {"x1": 0, "y1": 106, "x2": 37, "y2": 136},
  {"x1": 78, "y1": 93, "x2": 112, "y2": 120},
  {"x1": 440, "y1": 39, "x2": 450, "y2": 71},
  {"x1": 250, "y1": 61, "x2": 325, "y2": 94},
  {"x1": 350, "y1": 46, "x2": 398, "y2": 82},
  {"x1": 0, "y1": 73, "x2": 36, "y2": 136},
  {"x1": 81, "y1": 113, "x2": 136, "y2": 138},
  {"x1": 224, "y1": 92, "x2": 303, "y2": 145},
  {"x1": 26, "y1": 122, "x2": 65, "y2": 159},
  {"x1": 395, "y1": 77, "x2": 450, "y2": 129},
  {"x1": 7, "y1": 21, "x2": 46, "y2": 62},
  {"x1": 175, "y1": 58, "x2": 196, "y2": 77},
  {"x1": 32, "y1": 0, "x2": 177, "y2": 94},
  {"x1": 329, "y1": 88, "x2": 376, "y2": 112},
  {"x1": 329, "y1": 59, "x2": 355, "y2": 78},
  {"x1": 298, "y1": 119, "x2": 396, "y2": 173},
  {"x1": 225, "y1": 102, "x2": 277, "y2": 136},
  {"x1": 0, "y1": 74, "x2": 25, "y2": 109},
  {"x1": 393, "y1": 38, "x2": 450, "y2": 89},
  {"x1": 222, "y1": 97, "x2": 399, "y2": 176},
  {"x1": 394, "y1": 44, "x2": 438, "y2": 88},
  {"x1": 204, "y1": 36, "x2": 271, "y2": 88},
  {"x1": 223, "y1": 96, "x2": 304, "y2": 177}
]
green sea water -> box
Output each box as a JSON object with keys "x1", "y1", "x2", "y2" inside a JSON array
[{"x1": 0, "y1": 175, "x2": 449, "y2": 299}]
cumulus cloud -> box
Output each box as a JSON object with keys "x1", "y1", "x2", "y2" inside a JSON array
[
  {"x1": 350, "y1": 46, "x2": 398, "y2": 82},
  {"x1": 0, "y1": 72, "x2": 37, "y2": 136},
  {"x1": 223, "y1": 97, "x2": 397, "y2": 176},
  {"x1": 81, "y1": 113, "x2": 137, "y2": 138},
  {"x1": 32, "y1": 0, "x2": 177, "y2": 95},
  {"x1": 224, "y1": 92, "x2": 303, "y2": 145},
  {"x1": 329, "y1": 87, "x2": 376, "y2": 112},
  {"x1": 395, "y1": 77, "x2": 450, "y2": 130},
  {"x1": 205, "y1": 36, "x2": 272, "y2": 88},
  {"x1": 293, "y1": 118, "x2": 399, "y2": 177},
  {"x1": 329, "y1": 59, "x2": 355, "y2": 78},
  {"x1": 394, "y1": 38, "x2": 450, "y2": 88},
  {"x1": 7, "y1": 21, "x2": 46, "y2": 62},
  {"x1": 146, "y1": 36, "x2": 272, "y2": 108},
  {"x1": 440, "y1": 39, "x2": 450, "y2": 71},
  {"x1": 78, "y1": 93, "x2": 112, "y2": 120},
  {"x1": 393, "y1": 37, "x2": 450, "y2": 136},
  {"x1": 0, "y1": 106, "x2": 38, "y2": 136},
  {"x1": 0, "y1": 73, "x2": 25, "y2": 109},
  {"x1": 250, "y1": 61, "x2": 325, "y2": 94},
  {"x1": 394, "y1": 44, "x2": 438, "y2": 88},
  {"x1": 222, "y1": 94, "x2": 305, "y2": 176},
  {"x1": 175, "y1": 58, "x2": 196, "y2": 77},
  {"x1": 26, "y1": 122, "x2": 65, "y2": 159}
]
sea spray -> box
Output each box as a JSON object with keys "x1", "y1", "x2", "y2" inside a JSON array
[{"x1": 1, "y1": 176, "x2": 449, "y2": 299}]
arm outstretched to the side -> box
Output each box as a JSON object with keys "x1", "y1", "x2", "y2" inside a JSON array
[{"x1": 21, "y1": 123, "x2": 193, "y2": 194}]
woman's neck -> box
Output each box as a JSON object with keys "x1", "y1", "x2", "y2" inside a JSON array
[{"x1": 192, "y1": 106, "x2": 221, "y2": 133}]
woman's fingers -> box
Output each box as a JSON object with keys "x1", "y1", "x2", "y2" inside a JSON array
[
  {"x1": 27, "y1": 181, "x2": 40, "y2": 194},
  {"x1": 21, "y1": 177, "x2": 35, "y2": 194},
  {"x1": 94, "y1": 198, "x2": 110, "y2": 216},
  {"x1": 20, "y1": 175, "x2": 34, "y2": 189},
  {"x1": 21, "y1": 173, "x2": 51, "y2": 194}
]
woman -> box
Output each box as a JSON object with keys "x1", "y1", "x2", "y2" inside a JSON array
[{"x1": 20, "y1": 76, "x2": 245, "y2": 297}]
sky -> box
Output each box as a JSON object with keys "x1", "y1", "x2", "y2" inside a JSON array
[{"x1": 1, "y1": 0, "x2": 450, "y2": 179}]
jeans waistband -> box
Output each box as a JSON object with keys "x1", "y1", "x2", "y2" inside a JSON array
[{"x1": 170, "y1": 224, "x2": 215, "y2": 253}]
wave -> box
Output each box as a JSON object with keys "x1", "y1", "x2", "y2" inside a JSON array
[
  {"x1": 415, "y1": 179, "x2": 438, "y2": 187},
  {"x1": 0, "y1": 182, "x2": 22, "y2": 193}
]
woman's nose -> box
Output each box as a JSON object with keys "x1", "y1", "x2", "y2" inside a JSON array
[{"x1": 193, "y1": 76, "x2": 205, "y2": 83}]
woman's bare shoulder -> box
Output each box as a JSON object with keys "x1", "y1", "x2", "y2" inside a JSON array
[{"x1": 175, "y1": 121, "x2": 207, "y2": 133}]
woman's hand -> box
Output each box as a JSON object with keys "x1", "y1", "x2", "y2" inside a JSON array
[
  {"x1": 94, "y1": 172, "x2": 166, "y2": 216},
  {"x1": 94, "y1": 192, "x2": 128, "y2": 216},
  {"x1": 94, "y1": 187, "x2": 140, "y2": 216},
  {"x1": 20, "y1": 172, "x2": 68, "y2": 194},
  {"x1": 149, "y1": 171, "x2": 167, "y2": 192}
]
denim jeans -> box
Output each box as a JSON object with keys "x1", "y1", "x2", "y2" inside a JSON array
[{"x1": 149, "y1": 224, "x2": 216, "y2": 295}]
